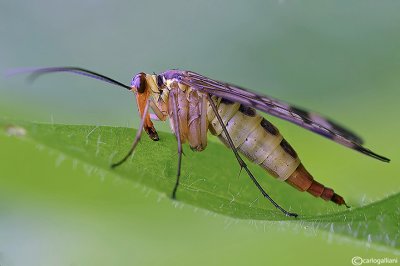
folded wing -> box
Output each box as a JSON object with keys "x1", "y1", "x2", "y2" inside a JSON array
[{"x1": 179, "y1": 71, "x2": 389, "y2": 162}]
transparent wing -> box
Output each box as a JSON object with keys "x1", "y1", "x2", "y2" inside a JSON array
[{"x1": 178, "y1": 71, "x2": 389, "y2": 162}]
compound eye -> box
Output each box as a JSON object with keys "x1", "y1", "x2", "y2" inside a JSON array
[
  {"x1": 156, "y1": 75, "x2": 164, "y2": 87},
  {"x1": 131, "y1": 73, "x2": 147, "y2": 93}
]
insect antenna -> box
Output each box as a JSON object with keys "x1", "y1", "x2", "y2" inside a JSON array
[
  {"x1": 9, "y1": 67, "x2": 132, "y2": 91},
  {"x1": 111, "y1": 98, "x2": 151, "y2": 168},
  {"x1": 207, "y1": 94, "x2": 298, "y2": 218}
]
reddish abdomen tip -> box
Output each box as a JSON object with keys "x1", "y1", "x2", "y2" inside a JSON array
[{"x1": 285, "y1": 164, "x2": 349, "y2": 207}]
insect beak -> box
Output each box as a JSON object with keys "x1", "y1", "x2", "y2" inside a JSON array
[{"x1": 133, "y1": 85, "x2": 160, "y2": 141}]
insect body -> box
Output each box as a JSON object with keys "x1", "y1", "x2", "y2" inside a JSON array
[
  {"x1": 207, "y1": 97, "x2": 339, "y2": 204},
  {"x1": 17, "y1": 67, "x2": 390, "y2": 217}
]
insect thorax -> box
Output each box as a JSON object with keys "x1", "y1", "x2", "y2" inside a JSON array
[{"x1": 160, "y1": 80, "x2": 209, "y2": 151}]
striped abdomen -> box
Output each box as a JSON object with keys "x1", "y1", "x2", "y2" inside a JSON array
[{"x1": 207, "y1": 96, "x2": 347, "y2": 206}]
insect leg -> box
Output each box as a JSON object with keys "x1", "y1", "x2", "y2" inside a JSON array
[
  {"x1": 207, "y1": 94, "x2": 298, "y2": 218},
  {"x1": 150, "y1": 98, "x2": 168, "y2": 121},
  {"x1": 150, "y1": 114, "x2": 161, "y2": 121},
  {"x1": 111, "y1": 99, "x2": 151, "y2": 168},
  {"x1": 170, "y1": 91, "x2": 183, "y2": 199}
]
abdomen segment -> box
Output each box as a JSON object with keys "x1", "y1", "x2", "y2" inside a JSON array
[{"x1": 208, "y1": 97, "x2": 348, "y2": 206}]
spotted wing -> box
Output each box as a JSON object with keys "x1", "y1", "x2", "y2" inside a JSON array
[{"x1": 179, "y1": 71, "x2": 389, "y2": 162}]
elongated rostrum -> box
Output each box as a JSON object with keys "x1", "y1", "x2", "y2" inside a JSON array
[{"x1": 18, "y1": 67, "x2": 390, "y2": 217}]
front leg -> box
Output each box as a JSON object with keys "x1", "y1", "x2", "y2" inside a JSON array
[{"x1": 111, "y1": 99, "x2": 151, "y2": 168}]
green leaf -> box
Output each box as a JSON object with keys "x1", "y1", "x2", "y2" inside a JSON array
[{"x1": 1, "y1": 120, "x2": 399, "y2": 252}]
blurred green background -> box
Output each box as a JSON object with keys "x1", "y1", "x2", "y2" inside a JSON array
[{"x1": 0, "y1": 1, "x2": 399, "y2": 265}]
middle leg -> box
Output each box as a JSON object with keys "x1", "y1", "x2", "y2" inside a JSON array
[{"x1": 170, "y1": 91, "x2": 183, "y2": 199}]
